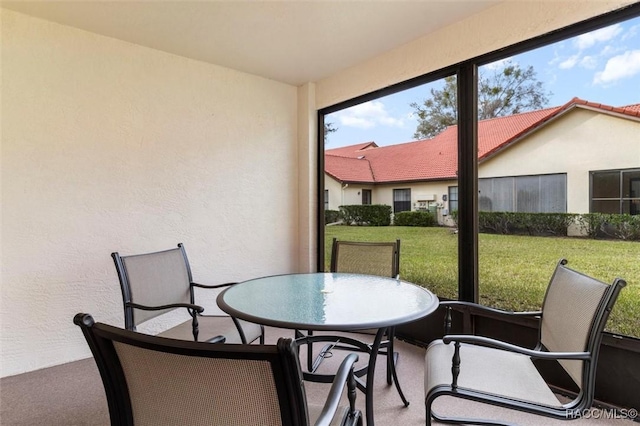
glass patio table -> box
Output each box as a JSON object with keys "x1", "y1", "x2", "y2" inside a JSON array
[{"x1": 217, "y1": 272, "x2": 439, "y2": 426}]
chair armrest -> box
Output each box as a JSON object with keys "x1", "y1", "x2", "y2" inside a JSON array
[
  {"x1": 441, "y1": 301, "x2": 542, "y2": 317},
  {"x1": 204, "y1": 335, "x2": 226, "y2": 344},
  {"x1": 314, "y1": 353, "x2": 359, "y2": 426},
  {"x1": 442, "y1": 334, "x2": 590, "y2": 360},
  {"x1": 126, "y1": 302, "x2": 204, "y2": 314},
  {"x1": 190, "y1": 281, "x2": 237, "y2": 289}
]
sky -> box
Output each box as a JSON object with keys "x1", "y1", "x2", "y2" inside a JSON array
[{"x1": 325, "y1": 15, "x2": 640, "y2": 149}]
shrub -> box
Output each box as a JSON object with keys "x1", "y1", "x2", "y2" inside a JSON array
[
  {"x1": 450, "y1": 210, "x2": 459, "y2": 227},
  {"x1": 394, "y1": 211, "x2": 436, "y2": 227},
  {"x1": 602, "y1": 214, "x2": 640, "y2": 241},
  {"x1": 324, "y1": 210, "x2": 341, "y2": 225},
  {"x1": 478, "y1": 212, "x2": 576, "y2": 236},
  {"x1": 479, "y1": 212, "x2": 515, "y2": 234},
  {"x1": 577, "y1": 213, "x2": 640, "y2": 241},
  {"x1": 519, "y1": 213, "x2": 577, "y2": 236},
  {"x1": 577, "y1": 213, "x2": 610, "y2": 238},
  {"x1": 339, "y1": 204, "x2": 391, "y2": 226}
]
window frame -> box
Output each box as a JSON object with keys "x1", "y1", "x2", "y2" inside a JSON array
[
  {"x1": 448, "y1": 186, "x2": 459, "y2": 213},
  {"x1": 591, "y1": 168, "x2": 640, "y2": 215},
  {"x1": 362, "y1": 189, "x2": 372, "y2": 205},
  {"x1": 317, "y1": 4, "x2": 640, "y2": 303},
  {"x1": 393, "y1": 188, "x2": 412, "y2": 213}
]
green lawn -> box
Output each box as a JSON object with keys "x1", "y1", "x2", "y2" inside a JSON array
[{"x1": 325, "y1": 226, "x2": 640, "y2": 338}]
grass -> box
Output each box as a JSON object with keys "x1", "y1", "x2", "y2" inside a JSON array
[{"x1": 325, "y1": 226, "x2": 640, "y2": 338}]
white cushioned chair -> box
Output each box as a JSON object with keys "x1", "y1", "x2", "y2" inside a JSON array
[{"x1": 424, "y1": 259, "x2": 626, "y2": 425}]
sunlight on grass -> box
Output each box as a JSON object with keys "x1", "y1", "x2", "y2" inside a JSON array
[{"x1": 325, "y1": 226, "x2": 640, "y2": 337}]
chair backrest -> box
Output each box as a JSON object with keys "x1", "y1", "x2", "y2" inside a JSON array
[
  {"x1": 112, "y1": 244, "x2": 193, "y2": 329},
  {"x1": 74, "y1": 313, "x2": 309, "y2": 426},
  {"x1": 539, "y1": 259, "x2": 626, "y2": 395},
  {"x1": 330, "y1": 238, "x2": 400, "y2": 278}
]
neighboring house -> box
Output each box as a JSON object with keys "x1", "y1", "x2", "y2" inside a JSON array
[{"x1": 325, "y1": 98, "x2": 640, "y2": 230}]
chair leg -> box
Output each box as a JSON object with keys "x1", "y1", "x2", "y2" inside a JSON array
[{"x1": 426, "y1": 394, "x2": 516, "y2": 426}]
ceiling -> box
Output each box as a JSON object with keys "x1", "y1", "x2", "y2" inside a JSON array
[{"x1": 1, "y1": 1, "x2": 498, "y2": 86}]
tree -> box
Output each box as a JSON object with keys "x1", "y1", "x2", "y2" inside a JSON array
[
  {"x1": 410, "y1": 62, "x2": 551, "y2": 139},
  {"x1": 324, "y1": 121, "x2": 338, "y2": 143}
]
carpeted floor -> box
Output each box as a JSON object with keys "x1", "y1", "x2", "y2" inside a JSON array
[{"x1": 1, "y1": 327, "x2": 636, "y2": 426}]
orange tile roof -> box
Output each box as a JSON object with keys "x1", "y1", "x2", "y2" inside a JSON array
[
  {"x1": 325, "y1": 154, "x2": 375, "y2": 183},
  {"x1": 326, "y1": 98, "x2": 640, "y2": 184},
  {"x1": 326, "y1": 141, "x2": 378, "y2": 157},
  {"x1": 621, "y1": 103, "x2": 640, "y2": 114}
]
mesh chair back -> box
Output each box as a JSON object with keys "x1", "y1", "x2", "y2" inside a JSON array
[
  {"x1": 331, "y1": 239, "x2": 400, "y2": 278},
  {"x1": 540, "y1": 260, "x2": 622, "y2": 388},
  {"x1": 114, "y1": 343, "x2": 286, "y2": 425},
  {"x1": 118, "y1": 246, "x2": 192, "y2": 326},
  {"x1": 75, "y1": 314, "x2": 309, "y2": 426}
]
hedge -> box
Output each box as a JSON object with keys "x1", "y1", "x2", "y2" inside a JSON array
[
  {"x1": 451, "y1": 211, "x2": 639, "y2": 241},
  {"x1": 478, "y1": 212, "x2": 577, "y2": 236},
  {"x1": 339, "y1": 204, "x2": 392, "y2": 226},
  {"x1": 578, "y1": 213, "x2": 640, "y2": 241},
  {"x1": 324, "y1": 210, "x2": 341, "y2": 225},
  {"x1": 394, "y1": 211, "x2": 436, "y2": 227}
]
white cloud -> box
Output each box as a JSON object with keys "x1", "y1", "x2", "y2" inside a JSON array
[
  {"x1": 621, "y1": 24, "x2": 639, "y2": 42},
  {"x1": 336, "y1": 101, "x2": 405, "y2": 130},
  {"x1": 594, "y1": 50, "x2": 640, "y2": 85},
  {"x1": 559, "y1": 54, "x2": 579, "y2": 69},
  {"x1": 580, "y1": 55, "x2": 598, "y2": 69},
  {"x1": 574, "y1": 24, "x2": 623, "y2": 50}
]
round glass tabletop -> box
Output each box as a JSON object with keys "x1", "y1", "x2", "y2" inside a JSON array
[{"x1": 217, "y1": 273, "x2": 438, "y2": 331}]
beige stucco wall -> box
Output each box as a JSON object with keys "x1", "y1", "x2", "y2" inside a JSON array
[
  {"x1": 1, "y1": 9, "x2": 299, "y2": 376},
  {"x1": 324, "y1": 176, "x2": 374, "y2": 211},
  {"x1": 325, "y1": 176, "x2": 343, "y2": 211},
  {"x1": 297, "y1": 83, "x2": 318, "y2": 271},
  {"x1": 316, "y1": 1, "x2": 633, "y2": 109},
  {"x1": 479, "y1": 108, "x2": 640, "y2": 214},
  {"x1": 317, "y1": 1, "x2": 634, "y2": 230}
]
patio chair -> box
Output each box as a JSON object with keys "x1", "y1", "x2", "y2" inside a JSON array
[
  {"x1": 330, "y1": 238, "x2": 400, "y2": 279},
  {"x1": 424, "y1": 259, "x2": 626, "y2": 425},
  {"x1": 112, "y1": 243, "x2": 263, "y2": 344},
  {"x1": 300, "y1": 239, "x2": 401, "y2": 391},
  {"x1": 74, "y1": 313, "x2": 362, "y2": 426}
]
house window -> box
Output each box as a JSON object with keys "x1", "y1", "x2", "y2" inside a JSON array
[
  {"x1": 324, "y1": 189, "x2": 329, "y2": 210},
  {"x1": 478, "y1": 174, "x2": 566, "y2": 213},
  {"x1": 591, "y1": 169, "x2": 640, "y2": 215},
  {"x1": 448, "y1": 186, "x2": 458, "y2": 212},
  {"x1": 362, "y1": 189, "x2": 372, "y2": 205},
  {"x1": 393, "y1": 189, "x2": 411, "y2": 213}
]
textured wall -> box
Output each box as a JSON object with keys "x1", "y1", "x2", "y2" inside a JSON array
[{"x1": 1, "y1": 9, "x2": 298, "y2": 376}]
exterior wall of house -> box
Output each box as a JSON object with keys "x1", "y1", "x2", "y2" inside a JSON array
[
  {"x1": 1, "y1": 9, "x2": 299, "y2": 376},
  {"x1": 324, "y1": 176, "x2": 374, "y2": 211},
  {"x1": 375, "y1": 181, "x2": 458, "y2": 226},
  {"x1": 479, "y1": 108, "x2": 640, "y2": 218},
  {"x1": 325, "y1": 176, "x2": 344, "y2": 210},
  {"x1": 315, "y1": 1, "x2": 630, "y2": 109}
]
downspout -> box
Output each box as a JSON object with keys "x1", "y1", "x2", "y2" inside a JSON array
[{"x1": 341, "y1": 183, "x2": 349, "y2": 207}]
